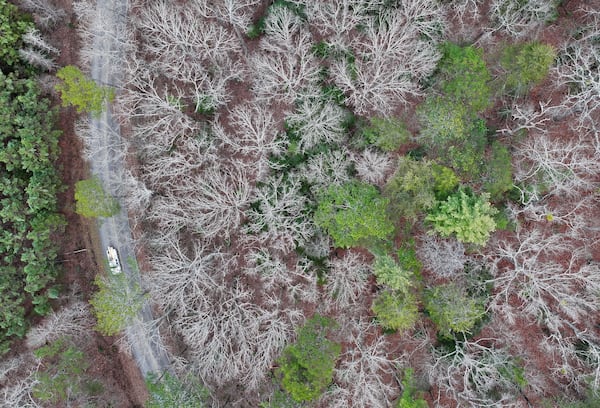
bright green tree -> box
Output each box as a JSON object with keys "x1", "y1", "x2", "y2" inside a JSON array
[
  {"x1": 89, "y1": 273, "x2": 146, "y2": 336},
  {"x1": 437, "y1": 42, "x2": 492, "y2": 111},
  {"x1": 372, "y1": 290, "x2": 419, "y2": 332},
  {"x1": 417, "y1": 97, "x2": 488, "y2": 177},
  {"x1": 276, "y1": 315, "x2": 341, "y2": 402},
  {"x1": 55, "y1": 65, "x2": 115, "y2": 116},
  {"x1": 426, "y1": 188, "x2": 498, "y2": 245},
  {"x1": 431, "y1": 163, "x2": 460, "y2": 200},
  {"x1": 384, "y1": 157, "x2": 459, "y2": 222},
  {"x1": 146, "y1": 372, "x2": 209, "y2": 408},
  {"x1": 74, "y1": 177, "x2": 120, "y2": 218},
  {"x1": 424, "y1": 283, "x2": 486, "y2": 338},
  {"x1": 314, "y1": 181, "x2": 393, "y2": 248},
  {"x1": 396, "y1": 239, "x2": 423, "y2": 276},
  {"x1": 373, "y1": 255, "x2": 413, "y2": 292},
  {"x1": 501, "y1": 42, "x2": 556, "y2": 95},
  {"x1": 417, "y1": 96, "x2": 470, "y2": 146}
]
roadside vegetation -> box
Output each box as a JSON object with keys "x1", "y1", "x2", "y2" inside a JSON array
[{"x1": 0, "y1": 0, "x2": 64, "y2": 355}]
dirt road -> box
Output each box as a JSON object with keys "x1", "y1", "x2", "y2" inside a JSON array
[{"x1": 88, "y1": 0, "x2": 171, "y2": 377}]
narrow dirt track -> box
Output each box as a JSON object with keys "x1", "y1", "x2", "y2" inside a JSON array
[{"x1": 88, "y1": 0, "x2": 171, "y2": 377}]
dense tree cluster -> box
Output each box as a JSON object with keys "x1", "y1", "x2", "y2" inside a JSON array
[{"x1": 0, "y1": 68, "x2": 63, "y2": 353}]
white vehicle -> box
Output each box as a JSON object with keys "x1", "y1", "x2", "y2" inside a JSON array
[{"x1": 106, "y1": 246, "x2": 122, "y2": 274}]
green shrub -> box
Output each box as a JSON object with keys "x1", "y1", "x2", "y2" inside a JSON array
[
  {"x1": 426, "y1": 188, "x2": 498, "y2": 245},
  {"x1": 417, "y1": 97, "x2": 487, "y2": 178},
  {"x1": 424, "y1": 283, "x2": 486, "y2": 338},
  {"x1": 312, "y1": 41, "x2": 332, "y2": 58},
  {"x1": 74, "y1": 177, "x2": 120, "y2": 218},
  {"x1": 260, "y1": 389, "x2": 303, "y2": 408},
  {"x1": 373, "y1": 254, "x2": 413, "y2": 292},
  {"x1": 246, "y1": 20, "x2": 265, "y2": 38},
  {"x1": 446, "y1": 118, "x2": 488, "y2": 178},
  {"x1": 501, "y1": 42, "x2": 556, "y2": 95},
  {"x1": 396, "y1": 239, "x2": 422, "y2": 276},
  {"x1": 431, "y1": 163, "x2": 460, "y2": 200},
  {"x1": 417, "y1": 96, "x2": 470, "y2": 146},
  {"x1": 321, "y1": 83, "x2": 347, "y2": 106},
  {"x1": 498, "y1": 357, "x2": 528, "y2": 390},
  {"x1": 384, "y1": 157, "x2": 437, "y2": 222},
  {"x1": 361, "y1": 117, "x2": 412, "y2": 151},
  {"x1": 0, "y1": 0, "x2": 33, "y2": 69},
  {"x1": 372, "y1": 289, "x2": 419, "y2": 332},
  {"x1": 484, "y1": 141, "x2": 513, "y2": 200},
  {"x1": 397, "y1": 368, "x2": 428, "y2": 408},
  {"x1": 89, "y1": 273, "x2": 147, "y2": 336},
  {"x1": 276, "y1": 315, "x2": 341, "y2": 402},
  {"x1": 314, "y1": 181, "x2": 394, "y2": 248},
  {"x1": 33, "y1": 338, "x2": 91, "y2": 404},
  {"x1": 437, "y1": 42, "x2": 492, "y2": 111},
  {"x1": 492, "y1": 206, "x2": 514, "y2": 231},
  {"x1": 55, "y1": 66, "x2": 115, "y2": 117},
  {"x1": 146, "y1": 372, "x2": 209, "y2": 408},
  {"x1": 546, "y1": 391, "x2": 600, "y2": 408}
]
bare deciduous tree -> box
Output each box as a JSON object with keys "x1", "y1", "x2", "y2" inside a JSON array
[
  {"x1": 286, "y1": 99, "x2": 349, "y2": 152},
  {"x1": 489, "y1": 0, "x2": 557, "y2": 37},
  {"x1": 428, "y1": 338, "x2": 526, "y2": 407},
  {"x1": 323, "y1": 320, "x2": 401, "y2": 408},
  {"x1": 251, "y1": 49, "x2": 321, "y2": 105},
  {"x1": 443, "y1": 0, "x2": 483, "y2": 27},
  {"x1": 134, "y1": 0, "x2": 240, "y2": 73},
  {"x1": 147, "y1": 235, "x2": 299, "y2": 390},
  {"x1": 417, "y1": 236, "x2": 466, "y2": 278},
  {"x1": 299, "y1": 0, "x2": 383, "y2": 47},
  {"x1": 498, "y1": 101, "x2": 555, "y2": 136},
  {"x1": 18, "y1": 0, "x2": 66, "y2": 28},
  {"x1": 22, "y1": 29, "x2": 59, "y2": 55},
  {"x1": 120, "y1": 71, "x2": 199, "y2": 154},
  {"x1": 146, "y1": 163, "x2": 253, "y2": 240},
  {"x1": 215, "y1": 104, "x2": 286, "y2": 180},
  {"x1": 486, "y1": 228, "x2": 600, "y2": 327},
  {"x1": 244, "y1": 175, "x2": 315, "y2": 254},
  {"x1": 18, "y1": 28, "x2": 59, "y2": 71},
  {"x1": 513, "y1": 131, "x2": 599, "y2": 198},
  {"x1": 330, "y1": 9, "x2": 441, "y2": 115},
  {"x1": 18, "y1": 48, "x2": 57, "y2": 71},
  {"x1": 296, "y1": 149, "x2": 352, "y2": 192},
  {"x1": 259, "y1": 4, "x2": 307, "y2": 54},
  {"x1": 555, "y1": 11, "x2": 600, "y2": 149},
  {"x1": 251, "y1": 7, "x2": 321, "y2": 104},
  {"x1": 324, "y1": 251, "x2": 371, "y2": 310},
  {"x1": 192, "y1": 0, "x2": 261, "y2": 32},
  {"x1": 25, "y1": 302, "x2": 93, "y2": 350},
  {"x1": 351, "y1": 149, "x2": 394, "y2": 186}
]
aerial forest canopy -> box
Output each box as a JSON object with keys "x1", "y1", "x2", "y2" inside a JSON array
[
  {"x1": 89, "y1": 0, "x2": 599, "y2": 406},
  {"x1": 2, "y1": 0, "x2": 600, "y2": 407}
]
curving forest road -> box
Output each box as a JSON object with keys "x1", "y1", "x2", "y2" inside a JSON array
[{"x1": 88, "y1": 0, "x2": 171, "y2": 377}]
